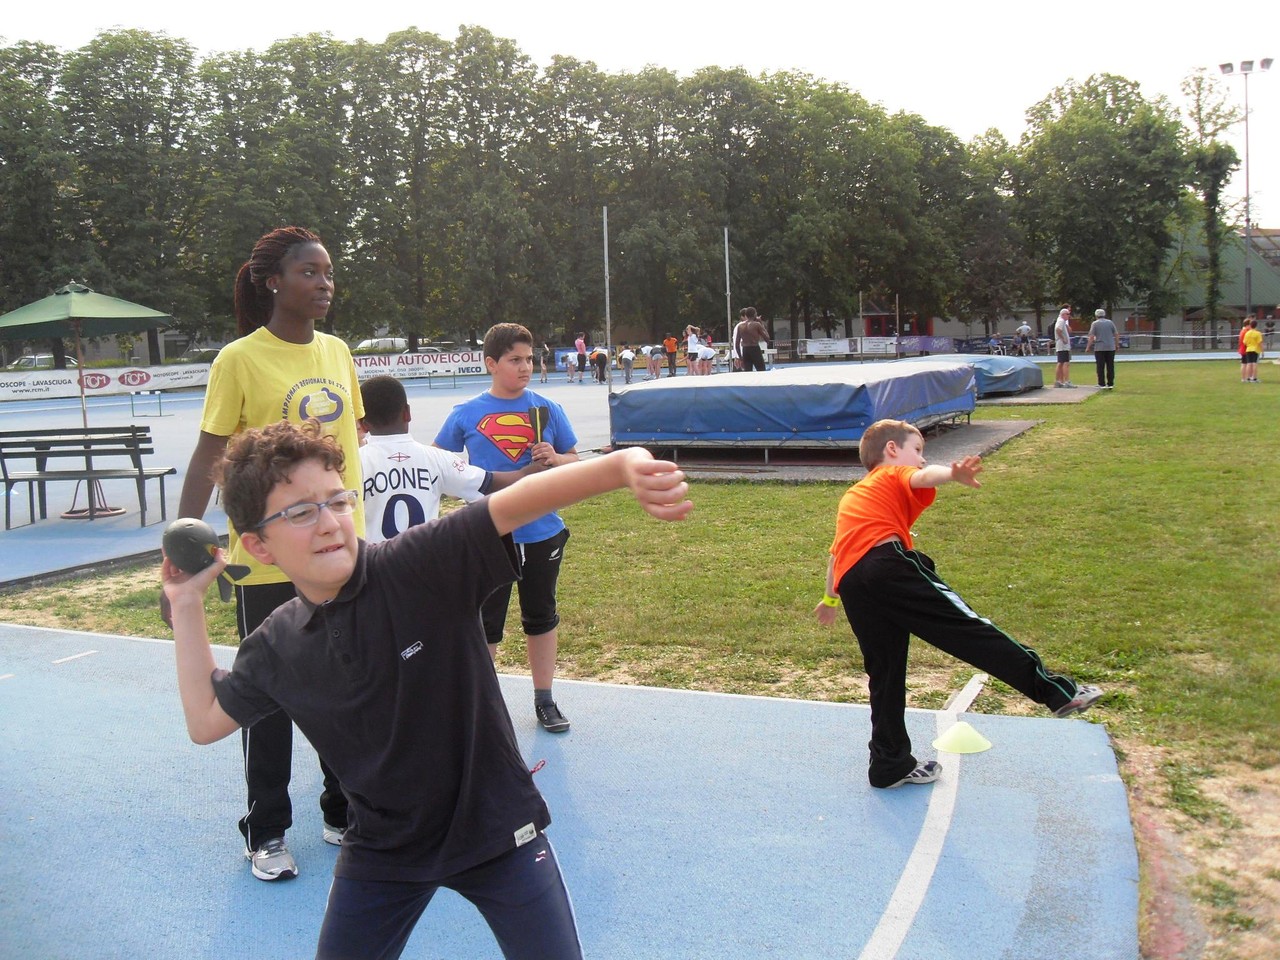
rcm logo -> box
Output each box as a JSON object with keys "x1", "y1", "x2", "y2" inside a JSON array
[
  {"x1": 118, "y1": 370, "x2": 152, "y2": 387},
  {"x1": 80, "y1": 372, "x2": 112, "y2": 390}
]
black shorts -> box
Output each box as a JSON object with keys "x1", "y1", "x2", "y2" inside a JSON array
[
  {"x1": 481, "y1": 527, "x2": 570, "y2": 643},
  {"x1": 1245, "y1": 352, "x2": 1259, "y2": 363},
  {"x1": 1056, "y1": 350, "x2": 1071, "y2": 363}
]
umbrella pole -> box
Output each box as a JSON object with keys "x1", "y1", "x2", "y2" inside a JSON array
[
  {"x1": 74, "y1": 320, "x2": 88, "y2": 429},
  {"x1": 59, "y1": 320, "x2": 125, "y2": 519}
]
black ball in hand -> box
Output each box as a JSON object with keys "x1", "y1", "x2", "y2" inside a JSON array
[{"x1": 163, "y1": 518, "x2": 220, "y2": 575}]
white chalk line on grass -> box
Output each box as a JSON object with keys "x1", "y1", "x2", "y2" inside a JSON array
[{"x1": 856, "y1": 676, "x2": 984, "y2": 960}]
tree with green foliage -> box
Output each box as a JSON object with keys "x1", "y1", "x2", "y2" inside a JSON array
[
  {"x1": 345, "y1": 28, "x2": 455, "y2": 347},
  {"x1": 58, "y1": 29, "x2": 207, "y2": 361},
  {"x1": 1018, "y1": 74, "x2": 1190, "y2": 317},
  {"x1": 520, "y1": 55, "x2": 612, "y2": 341},
  {"x1": 951, "y1": 131, "x2": 1039, "y2": 336},
  {"x1": 599, "y1": 67, "x2": 701, "y2": 340},
  {"x1": 1181, "y1": 69, "x2": 1240, "y2": 345}
]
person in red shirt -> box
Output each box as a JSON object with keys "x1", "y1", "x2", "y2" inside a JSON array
[
  {"x1": 1239, "y1": 322, "x2": 1251, "y2": 382},
  {"x1": 814, "y1": 419, "x2": 1103, "y2": 789}
]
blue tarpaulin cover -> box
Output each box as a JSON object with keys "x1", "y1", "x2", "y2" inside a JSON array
[
  {"x1": 609, "y1": 361, "x2": 976, "y2": 447},
  {"x1": 891, "y1": 354, "x2": 1043, "y2": 397}
]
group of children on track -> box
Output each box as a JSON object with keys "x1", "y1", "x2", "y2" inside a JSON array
[{"x1": 162, "y1": 225, "x2": 1104, "y2": 959}]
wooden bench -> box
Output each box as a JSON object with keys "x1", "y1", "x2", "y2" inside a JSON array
[{"x1": 0, "y1": 426, "x2": 177, "y2": 529}]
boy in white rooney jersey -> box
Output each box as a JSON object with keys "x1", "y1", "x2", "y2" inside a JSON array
[{"x1": 359, "y1": 376, "x2": 529, "y2": 543}]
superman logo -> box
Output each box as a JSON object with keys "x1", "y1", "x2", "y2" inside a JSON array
[{"x1": 476, "y1": 412, "x2": 534, "y2": 463}]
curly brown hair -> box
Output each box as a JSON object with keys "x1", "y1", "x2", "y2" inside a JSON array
[{"x1": 217, "y1": 419, "x2": 345, "y2": 534}]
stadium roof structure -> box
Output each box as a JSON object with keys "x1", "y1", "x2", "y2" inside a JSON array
[{"x1": 1173, "y1": 227, "x2": 1280, "y2": 315}]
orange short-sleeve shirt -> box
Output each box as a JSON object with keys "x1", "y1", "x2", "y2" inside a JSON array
[{"x1": 829, "y1": 465, "x2": 936, "y2": 586}]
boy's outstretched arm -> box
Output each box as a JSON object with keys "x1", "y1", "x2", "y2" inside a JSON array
[
  {"x1": 161, "y1": 553, "x2": 241, "y2": 745},
  {"x1": 909, "y1": 455, "x2": 983, "y2": 490},
  {"x1": 488, "y1": 448, "x2": 692, "y2": 536}
]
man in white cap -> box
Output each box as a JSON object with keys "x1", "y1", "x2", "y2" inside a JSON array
[
  {"x1": 1053, "y1": 305, "x2": 1075, "y2": 388},
  {"x1": 1086, "y1": 308, "x2": 1118, "y2": 389}
]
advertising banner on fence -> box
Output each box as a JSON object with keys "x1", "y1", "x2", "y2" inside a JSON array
[
  {"x1": 0, "y1": 350, "x2": 490, "y2": 402},
  {"x1": 798, "y1": 338, "x2": 853, "y2": 356},
  {"x1": 353, "y1": 349, "x2": 486, "y2": 380},
  {"x1": 0, "y1": 364, "x2": 212, "y2": 402}
]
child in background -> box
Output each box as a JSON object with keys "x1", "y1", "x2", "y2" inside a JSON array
[
  {"x1": 618, "y1": 343, "x2": 635, "y2": 384},
  {"x1": 358, "y1": 375, "x2": 528, "y2": 542},
  {"x1": 814, "y1": 419, "x2": 1103, "y2": 789},
  {"x1": 1242, "y1": 319, "x2": 1262, "y2": 383},
  {"x1": 435, "y1": 323, "x2": 581, "y2": 733}
]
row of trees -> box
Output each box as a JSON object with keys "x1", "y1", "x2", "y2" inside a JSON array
[{"x1": 0, "y1": 26, "x2": 1241, "y2": 355}]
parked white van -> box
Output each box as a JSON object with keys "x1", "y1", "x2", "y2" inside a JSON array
[{"x1": 353, "y1": 337, "x2": 407, "y2": 353}]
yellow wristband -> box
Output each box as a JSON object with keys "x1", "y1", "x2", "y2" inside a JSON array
[{"x1": 820, "y1": 594, "x2": 840, "y2": 607}]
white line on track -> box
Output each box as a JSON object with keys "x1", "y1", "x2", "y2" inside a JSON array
[
  {"x1": 0, "y1": 673, "x2": 14, "y2": 680},
  {"x1": 856, "y1": 712, "x2": 963, "y2": 960},
  {"x1": 52, "y1": 650, "x2": 98, "y2": 664}
]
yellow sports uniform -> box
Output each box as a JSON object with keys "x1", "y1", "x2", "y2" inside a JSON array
[{"x1": 201, "y1": 326, "x2": 365, "y2": 583}]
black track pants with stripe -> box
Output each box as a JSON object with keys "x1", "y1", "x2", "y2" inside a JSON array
[{"x1": 838, "y1": 542, "x2": 1078, "y2": 788}]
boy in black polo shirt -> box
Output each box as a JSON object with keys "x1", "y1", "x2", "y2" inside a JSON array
[{"x1": 163, "y1": 419, "x2": 693, "y2": 959}]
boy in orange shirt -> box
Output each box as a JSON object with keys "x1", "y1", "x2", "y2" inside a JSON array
[{"x1": 814, "y1": 419, "x2": 1103, "y2": 789}]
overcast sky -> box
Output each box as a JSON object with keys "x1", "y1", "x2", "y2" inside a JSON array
[{"x1": 6, "y1": 1, "x2": 1278, "y2": 224}]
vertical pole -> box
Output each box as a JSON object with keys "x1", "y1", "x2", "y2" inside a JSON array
[
  {"x1": 724, "y1": 226, "x2": 732, "y2": 346},
  {"x1": 895, "y1": 294, "x2": 901, "y2": 358},
  {"x1": 74, "y1": 319, "x2": 88, "y2": 429},
  {"x1": 1243, "y1": 72, "x2": 1253, "y2": 321},
  {"x1": 603, "y1": 206, "x2": 613, "y2": 386}
]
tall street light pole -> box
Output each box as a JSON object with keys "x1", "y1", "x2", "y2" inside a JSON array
[{"x1": 1220, "y1": 58, "x2": 1273, "y2": 322}]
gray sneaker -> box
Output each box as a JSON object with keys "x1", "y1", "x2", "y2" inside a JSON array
[
  {"x1": 1053, "y1": 684, "x2": 1104, "y2": 718},
  {"x1": 322, "y1": 822, "x2": 346, "y2": 846},
  {"x1": 246, "y1": 837, "x2": 298, "y2": 880}
]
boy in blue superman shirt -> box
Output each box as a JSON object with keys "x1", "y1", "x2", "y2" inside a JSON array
[{"x1": 435, "y1": 323, "x2": 578, "y2": 733}]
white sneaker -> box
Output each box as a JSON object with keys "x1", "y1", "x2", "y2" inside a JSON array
[
  {"x1": 246, "y1": 837, "x2": 298, "y2": 880},
  {"x1": 1054, "y1": 684, "x2": 1104, "y2": 718},
  {"x1": 322, "y1": 822, "x2": 346, "y2": 846}
]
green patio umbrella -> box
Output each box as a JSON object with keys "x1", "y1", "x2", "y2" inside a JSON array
[
  {"x1": 0, "y1": 282, "x2": 173, "y2": 427},
  {"x1": 0, "y1": 283, "x2": 174, "y2": 519}
]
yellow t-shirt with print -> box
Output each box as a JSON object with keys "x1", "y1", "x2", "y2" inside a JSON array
[{"x1": 200, "y1": 326, "x2": 365, "y2": 584}]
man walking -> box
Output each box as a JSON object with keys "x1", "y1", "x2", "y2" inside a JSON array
[{"x1": 1086, "y1": 308, "x2": 1118, "y2": 389}]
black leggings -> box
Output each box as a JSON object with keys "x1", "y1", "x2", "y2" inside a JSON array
[
  {"x1": 235, "y1": 581, "x2": 348, "y2": 849},
  {"x1": 838, "y1": 542, "x2": 1077, "y2": 787}
]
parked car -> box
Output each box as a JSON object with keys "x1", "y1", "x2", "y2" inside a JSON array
[
  {"x1": 178, "y1": 346, "x2": 221, "y2": 363},
  {"x1": 353, "y1": 337, "x2": 407, "y2": 353},
  {"x1": 4, "y1": 354, "x2": 79, "y2": 370}
]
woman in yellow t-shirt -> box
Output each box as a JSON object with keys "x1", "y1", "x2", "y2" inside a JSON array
[{"x1": 165, "y1": 225, "x2": 364, "y2": 880}]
